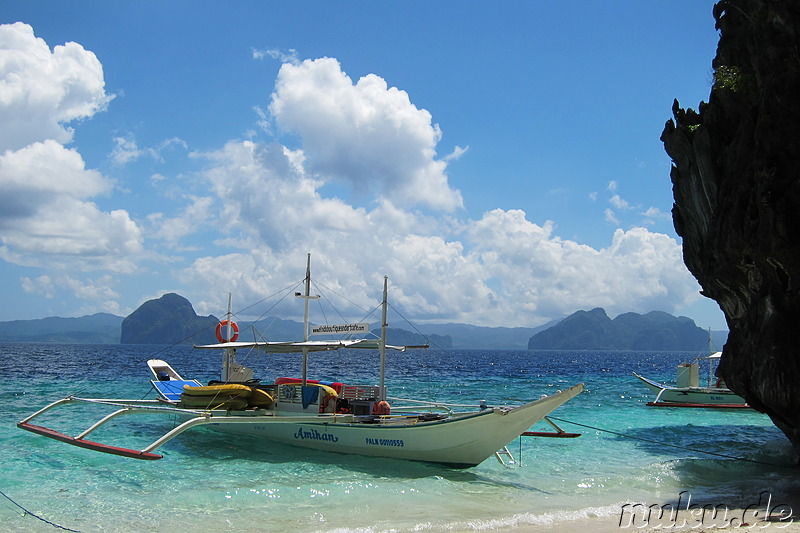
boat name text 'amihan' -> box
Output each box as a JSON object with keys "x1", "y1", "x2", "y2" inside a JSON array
[{"x1": 293, "y1": 427, "x2": 339, "y2": 442}]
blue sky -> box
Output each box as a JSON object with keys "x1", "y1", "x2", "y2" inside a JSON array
[{"x1": 0, "y1": 1, "x2": 727, "y2": 330}]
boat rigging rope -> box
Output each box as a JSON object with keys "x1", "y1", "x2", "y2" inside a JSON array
[
  {"x1": 545, "y1": 416, "x2": 795, "y2": 469},
  {"x1": 0, "y1": 489, "x2": 80, "y2": 532}
]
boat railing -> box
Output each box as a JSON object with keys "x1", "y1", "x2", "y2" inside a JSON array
[
  {"x1": 340, "y1": 384, "x2": 383, "y2": 400},
  {"x1": 275, "y1": 383, "x2": 385, "y2": 407},
  {"x1": 387, "y1": 396, "x2": 492, "y2": 414}
]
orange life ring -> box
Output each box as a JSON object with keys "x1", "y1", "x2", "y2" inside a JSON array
[
  {"x1": 215, "y1": 320, "x2": 239, "y2": 343},
  {"x1": 372, "y1": 400, "x2": 391, "y2": 416}
]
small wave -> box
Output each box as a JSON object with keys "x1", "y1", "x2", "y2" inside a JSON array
[
  {"x1": 305, "y1": 504, "x2": 624, "y2": 533},
  {"x1": 333, "y1": 504, "x2": 626, "y2": 533},
  {"x1": 463, "y1": 507, "x2": 616, "y2": 530}
]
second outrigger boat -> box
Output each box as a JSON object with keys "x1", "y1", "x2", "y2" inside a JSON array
[
  {"x1": 18, "y1": 255, "x2": 583, "y2": 468},
  {"x1": 634, "y1": 352, "x2": 749, "y2": 409}
]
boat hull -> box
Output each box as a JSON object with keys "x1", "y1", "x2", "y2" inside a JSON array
[
  {"x1": 191, "y1": 384, "x2": 584, "y2": 467},
  {"x1": 633, "y1": 373, "x2": 749, "y2": 408}
]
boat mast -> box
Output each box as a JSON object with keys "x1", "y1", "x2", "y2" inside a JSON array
[
  {"x1": 379, "y1": 276, "x2": 388, "y2": 401},
  {"x1": 707, "y1": 328, "x2": 713, "y2": 387},
  {"x1": 222, "y1": 293, "x2": 233, "y2": 382},
  {"x1": 295, "y1": 253, "x2": 318, "y2": 386}
]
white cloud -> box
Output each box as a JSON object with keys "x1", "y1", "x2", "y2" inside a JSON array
[
  {"x1": 110, "y1": 135, "x2": 187, "y2": 165},
  {"x1": 604, "y1": 208, "x2": 620, "y2": 225},
  {"x1": 268, "y1": 57, "x2": 463, "y2": 212},
  {"x1": 179, "y1": 129, "x2": 700, "y2": 327},
  {"x1": 0, "y1": 23, "x2": 142, "y2": 273},
  {"x1": 147, "y1": 195, "x2": 215, "y2": 247},
  {"x1": 22, "y1": 273, "x2": 119, "y2": 304},
  {"x1": 22, "y1": 272, "x2": 128, "y2": 316},
  {"x1": 252, "y1": 47, "x2": 298, "y2": 64},
  {"x1": 464, "y1": 210, "x2": 698, "y2": 324},
  {"x1": 0, "y1": 141, "x2": 143, "y2": 271},
  {"x1": 641, "y1": 206, "x2": 671, "y2": 224},
  {"x1": 0, "y1": 22, "x2": 112, "y2": 152},
  {"x1": 607, "y1": 180, "x2": 618, "y2": 192},
  {"x1": 194, "y1": 140, "x2": 378, "y2": 251},
  {"x1": 609, "y1": 194, "x2": 632, "y2": 210},
  {"x1": 1, "y1": 30, "x2": 701, "y2": 328},
  {"x1": 21, "y1": 274, "x2": 55, "y2": 298},
  {"x1": 0, "y1": 195, "x2": 142, "y2": 272},
  {"x1": 0, "y1": 140, "x2": 111, "y2": 213},
  {"x1": 252, "y1": 105, "x2": 272, "y2": 135},
  {"x1": 171, "y1": 57, "x2": 700, "y2": 327},
  {"x1": 443, "y1": 145, "x2": 469, "y2": 162},
  {"x1": 111, "y1": 135, "x2": 148, "y2": 165}
]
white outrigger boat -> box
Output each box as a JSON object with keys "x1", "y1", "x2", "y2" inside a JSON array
[
  {"x1": 634, "y1": 352, "x2": 749, "y2": 409},
  {"x1": 18, "y1": 255, "x2": 583, "y2": 468}
]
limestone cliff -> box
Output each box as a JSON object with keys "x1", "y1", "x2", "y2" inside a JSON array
[
  {"x1": 121, "y1": 293, "x2": 219, "y2": 345},
  {"x1": 661, "y1": 0, "x2": 800, "y2": 457},
  {"x1": 527, "y1": 308, "x2": 714, "y2": 351}
]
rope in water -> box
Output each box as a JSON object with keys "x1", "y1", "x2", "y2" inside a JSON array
[
  {"x1": 0, "y1": 489, "x2": 80, "y2": 532},
  {"x1": 546, "y1": 416, "x2": 794, "y2": 469}
]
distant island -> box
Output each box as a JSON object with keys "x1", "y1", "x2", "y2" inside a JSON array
[
  {"x1": 0, "y1": 295, "x2": 726, "y2": 351},
  {"x1": 528, "y1": 308, "x2": 724, "y2": 351},
  {"x1": 120, "y1": 293, "x2": 220, "y2": 345}
]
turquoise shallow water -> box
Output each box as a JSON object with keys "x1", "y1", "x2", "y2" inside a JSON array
[{"x1": 0, "y1": 344, "x2": 794, "y2": 532}]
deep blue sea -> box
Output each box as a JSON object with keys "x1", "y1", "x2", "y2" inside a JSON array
[{"x1": 0, "y1": 344, "x2": 794, "y2": 532}]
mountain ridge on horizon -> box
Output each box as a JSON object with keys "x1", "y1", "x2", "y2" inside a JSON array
[{"x1": 0, "y1": 294, "x2": 728, "y2": 350}]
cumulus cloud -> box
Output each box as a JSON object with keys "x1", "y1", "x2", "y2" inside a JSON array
[
  {"x1": 1, "y1": 29, "x2": 700, "y2": 327},
  {"x1": 147, "y1": 195, "x2": 215, "y2": 247},
  {"x1": 0, "y1": 23, "x2": 142, "y2": 275},
  {"x1": 0, "y1": 140, "x2": 111, "y2": 218},
  {"x1": 22, "y1": 273, "x2": 125, "y2": 315},
  {"x1": 0, "y1": 22, "x2": 112, "y2": 151},
  {"x1": 180, "y1": 128, "x2": 700, "y2": 327},
  {"x1": 268, "y1": 57, "x2": 463, "y2": 212},
  {"x1": 464, "y1": 210, "x2": 697, "y2": 324},
  {"x1": 171, "y1": 56, "x2": 700, "y2": 327}
]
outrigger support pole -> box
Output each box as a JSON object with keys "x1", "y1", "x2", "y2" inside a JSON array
[
  {"x1": 16, "y1": 396, "x2": 302, "y2": 461},
  {"x1": 520, "y1": 416, "x2": 581, "y2": 438},
  {"x1": 17, "y1": 397, "x2": 170, "y2": 460}
]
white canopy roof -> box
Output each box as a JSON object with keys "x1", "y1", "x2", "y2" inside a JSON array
[{"x1": 195, "y1": 339, "x2": 424, "y2": 353}]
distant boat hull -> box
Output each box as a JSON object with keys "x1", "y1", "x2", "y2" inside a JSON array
[{"x1": 633, "y1": 373, "x2": 750, "y2": 409}]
